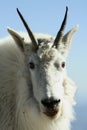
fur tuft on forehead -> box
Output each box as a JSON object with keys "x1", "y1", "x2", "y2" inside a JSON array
[{"x1": 37, "y1": 43, "x2": 58, "y2": 62}]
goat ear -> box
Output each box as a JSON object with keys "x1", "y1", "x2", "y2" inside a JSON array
[
  {"x1": 59, "y1": 25, "x2": 79, "y2": 57},
  {"x1": 7, "y1": 28, "x2": 24, "y2": 51}
]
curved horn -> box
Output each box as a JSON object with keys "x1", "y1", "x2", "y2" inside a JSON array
[
  {"x1": 52, "y1": 6, "x2": 68, "y2": 48},
  {"x1": 17, "y1": 8, "x2": 38, "y2": 50}
]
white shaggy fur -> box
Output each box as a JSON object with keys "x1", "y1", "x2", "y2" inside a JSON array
[{"x1": 0, "y1": 26, "x2": 78, "y2": 130}]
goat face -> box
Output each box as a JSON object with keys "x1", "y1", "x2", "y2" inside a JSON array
[
  {"x1": 8, "y1": 7, "x2": 78, "y2": 119},
  {"x1": 28, "y1": 44, "x2": 66, "y2": 118}
]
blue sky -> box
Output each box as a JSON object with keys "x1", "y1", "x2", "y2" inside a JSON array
[{"x1": 0, "y1": 0, "x2": 87, "y2": 104}]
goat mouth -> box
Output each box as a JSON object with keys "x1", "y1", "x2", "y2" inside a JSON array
[{"x1": 43, "y1": 108, "x2": 58, "y2": 118}]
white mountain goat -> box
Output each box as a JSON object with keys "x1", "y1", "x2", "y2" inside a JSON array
[{"x1": 0, "y1": 7, "x2": 78, "y2": 130}]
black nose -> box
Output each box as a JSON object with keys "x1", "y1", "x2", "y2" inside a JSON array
[{"x1": 41, "y1": 97, "x2": 61, "y2": 109}]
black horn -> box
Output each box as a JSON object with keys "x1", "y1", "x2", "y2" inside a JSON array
[
  {"x1": 52, "y1": 6, "x2": 68, "y2": 48},
  {"x1": 17, "y1": 8, "x2": 38, "y2": 50}
]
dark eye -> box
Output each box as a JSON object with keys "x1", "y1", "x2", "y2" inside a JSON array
[
  {"x1": 29, "y1": 62, "x2": 35, "y2": 69},
  {"x1": 61, "y1": 62, "x2": 65, "y2": 68}
]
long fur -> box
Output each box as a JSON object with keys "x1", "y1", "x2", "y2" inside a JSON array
[{"x1": 0, "y1": 33, "x2": 77, "y2": 130}]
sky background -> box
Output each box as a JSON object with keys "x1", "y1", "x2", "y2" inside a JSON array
[{"x1": 0, "y1": 0, "x2": 87, "y2": 130}]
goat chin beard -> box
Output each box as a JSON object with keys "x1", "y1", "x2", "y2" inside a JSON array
[{"x1": 41, "y1": 106, "x2": 62, "y2": 120}]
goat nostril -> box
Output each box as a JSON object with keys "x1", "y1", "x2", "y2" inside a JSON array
[
  {"x1": 41, "y1": 98, "x2": 61, "y2": 109},
  {"x1": 57, "y1": 99, "x2": 61, "y2": 103},
  {"x1": 55, "y1": 99, "x2": 60, "y2": 104}
]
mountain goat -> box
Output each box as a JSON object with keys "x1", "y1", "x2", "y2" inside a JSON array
[{"x1": 0, "y1": 7, "x2": 78, "y2": 130}]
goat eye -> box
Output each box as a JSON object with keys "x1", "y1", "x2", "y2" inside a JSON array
[
  {"x1": 61, "y1": 62, "x2": 65, "y2": 68},
  {"x1": 29, "y1": 62, "x2": 35, "y2": 69}
]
